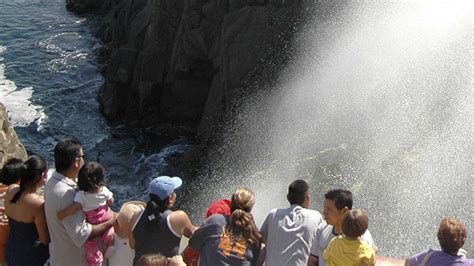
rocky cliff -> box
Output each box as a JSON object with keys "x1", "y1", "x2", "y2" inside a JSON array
[
  {"x1": 66, "y1": 0, "x2": 317, "y2": 142},
  {"x1": 0, "y1": 103, "x2": 27, "y2": 168}
]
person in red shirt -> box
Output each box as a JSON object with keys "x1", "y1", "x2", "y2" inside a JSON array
[{"x1": 183, "y1": 199, "x2": 232, "y2": 265}]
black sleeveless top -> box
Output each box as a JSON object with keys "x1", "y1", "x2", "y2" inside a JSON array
[
  {"x1": 6, "y1": 218, "x2": 49, "y2": 266},
  {"x1": 132, "y1": 209, "x2": 181, "y2": 265}
]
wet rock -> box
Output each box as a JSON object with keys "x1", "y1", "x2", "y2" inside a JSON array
[
  {"x1": 0, "y1": 103, "x2": 27, "y2": 169},
  {"x1": 66, "y1": 0, "x2": 317, "y2": 140},
  {"x1": 65, "y1": 0, "x2": 114, "y2": 14}
]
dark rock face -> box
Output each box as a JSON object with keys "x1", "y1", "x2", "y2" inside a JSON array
[
  {"x1": 0, "y1": 103, "x2": 27, "y2": 168},
  {"x1": 66, "y1": 0, "x2": 114, "y2": 14},
  {"x1": 66, "y1": 0, "x2": 314, "y2": 141}
]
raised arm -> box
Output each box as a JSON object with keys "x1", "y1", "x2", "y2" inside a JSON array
[
  {"x1": 34, "y1": 201, "x2": 50, "y2": 244},
  {"x1": 57, "y1": 202, "x2": 82, "y2": 221},
  {"x1": 171, "y1": 210, "x2": 195, "y2": 238}
]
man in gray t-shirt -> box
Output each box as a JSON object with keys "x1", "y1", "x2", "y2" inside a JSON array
[
  {"x1": 260, "y1": 179, "x2": 324, "y2": 266},
  {"x1": 44, "y1": 138, "x2": 114, "y2": 266},
  {"x1": 307, "y1": 189, "x2": 376, "y2": 266}
]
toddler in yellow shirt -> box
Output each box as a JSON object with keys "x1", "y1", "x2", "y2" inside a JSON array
[{"x1": 323, "y1": 209, "x2": 376, "y2": 266}]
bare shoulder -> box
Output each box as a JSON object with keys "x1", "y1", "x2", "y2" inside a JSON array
[
  {"x1": 5, "y1": 185, "x2": 20, "y2": 200},
  {"x1": 170, "y1": 210, "x2": 190, "y2": 221},
  {"x1": 7, "y1": 184, "x2": 19, "y2": 193},
  {"x1": 27, "y1": 193, "x2": 45, "y2": 210},
  {"x1": 129, "y1": 206, "x2": 145, "y2": 224}
]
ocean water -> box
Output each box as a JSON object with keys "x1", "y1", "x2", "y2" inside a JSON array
[{"x1": 0, "y1": 0, "x2": 190, "y2": 207}]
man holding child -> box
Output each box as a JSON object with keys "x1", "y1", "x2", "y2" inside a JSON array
[{"x1": 44, "y1": 137, "x2": 115, "y2": 266}]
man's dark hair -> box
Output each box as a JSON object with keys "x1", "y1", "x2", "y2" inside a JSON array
[
  {"x1": 0, "y1": 158, "x2": 25, "y2": 185},
  {"x1": 287, "y1": 179, "x2": 309, "y2": 205},
  {"x1": 54, "y1": 137, "x2": 82, "y2": 172},
  {"x1": 324, "y1": 189, "x2": 353, "y2": 210}
]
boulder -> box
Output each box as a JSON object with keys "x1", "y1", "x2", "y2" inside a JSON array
[{"x1": 0, "y1": 103, "x2": 27, "y2": 169}]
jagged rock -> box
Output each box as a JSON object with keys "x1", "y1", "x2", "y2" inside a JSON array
[
  {"x1": 65, "y1": 0, "x2": 114, "y2": 14},
  {"x1": 0, "y1": 103, "x2": 27, "y2": 169},
  {"x1": 66, "y1": 0, "x2": 316, "y2": 141}
]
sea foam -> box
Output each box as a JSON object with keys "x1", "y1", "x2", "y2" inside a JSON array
[{"x1": 0, "y1": 45, "x2": 48, "y2": 129}]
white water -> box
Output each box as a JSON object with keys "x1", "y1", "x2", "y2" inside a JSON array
[
  {"x1": 0, "y1": 45, "x2": 47, "y2": 129},
  {"x1": 186, "y1": 0, "x2": 473, "y2": 256}
]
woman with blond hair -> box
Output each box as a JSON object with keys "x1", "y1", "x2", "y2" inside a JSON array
[{"x1": 189, "y1": 187, "x2": 262, "y2": 265}]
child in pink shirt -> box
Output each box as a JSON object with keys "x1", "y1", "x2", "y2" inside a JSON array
[{"x1": 58, "y1": 162, "x2": 114, "y2": 266}]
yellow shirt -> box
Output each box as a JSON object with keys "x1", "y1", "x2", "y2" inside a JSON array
[{"x1": 323, "y1": 235, "x2": 376, "y2": 266}]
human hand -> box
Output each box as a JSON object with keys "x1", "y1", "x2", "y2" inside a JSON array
[{"x1": 108, "y1": 209, "x2": 117, "y2": 226}]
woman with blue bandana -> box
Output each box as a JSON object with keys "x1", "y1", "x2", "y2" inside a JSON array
[{"x1": 131, "y1": 176, "x2": 195, "y2": 265}]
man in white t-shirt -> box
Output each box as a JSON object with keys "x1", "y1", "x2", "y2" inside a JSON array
[
  {"x1": 307, "y1": 189, "x2": 375, "y2": 266},
  {"x1": 44, "y1": 137, "x2": 115, "y2": 266},
  {"x1": 260, "y1": 179, "x2": 324, "y2": 266}
]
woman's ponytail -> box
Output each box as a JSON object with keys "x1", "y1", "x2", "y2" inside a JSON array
[
  {"x1": 228, "y1": 209, "x2": 262, "y2": 245},
  {"x1": 144, "y1": 194, "x2": 170, "y2": 229},
  {"x1": 10, "y1": 164, "x2": 27, "y2": 203},
  {"x1": 226, "y1": 187, "x2": 262, "y2": 246}
]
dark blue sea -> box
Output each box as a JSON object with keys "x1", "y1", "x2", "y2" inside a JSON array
[{"x1": 0, "y1": 0, "x2": 190, "y2": 207}]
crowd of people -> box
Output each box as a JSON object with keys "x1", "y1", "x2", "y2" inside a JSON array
[{"x1": 0, "y1": 137, "x2": 473, "y2": 266}]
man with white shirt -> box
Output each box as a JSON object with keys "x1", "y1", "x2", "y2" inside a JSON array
[
  {"x1": 44, "y1": 137, "x2": 115, "y2": 266},
  {"x1": 307, "y1": 189, "x2": 375, "y2": 266},
  {"x1": 260, "y1": 179, "x2": 324, "y2": 266}
]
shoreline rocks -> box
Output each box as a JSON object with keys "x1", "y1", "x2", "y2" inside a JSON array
[
  {"x1": 0, "y1": 103, "x2": 27, "y2": 168},
  {"x1": 0, "y1": 102, "x2": 27, "y2": 215}
]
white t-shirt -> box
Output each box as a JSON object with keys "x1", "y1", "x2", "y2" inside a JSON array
[
  {"x1": 44, "y1": 171, "x2": 92, "y2": 266},
  {"x1": 260, "y1": 205, "x2": 324, "y2": 266},
  {"x1": 310, "y1": 221, "x2": 375, "y2": 266},
  {"x1": 74, "y1": 186, "x2": 113, "y2": 212}
]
